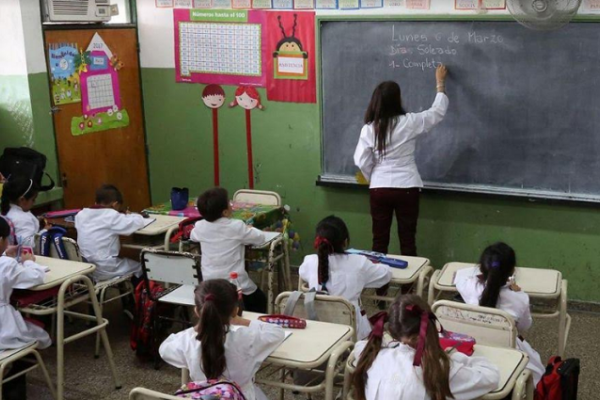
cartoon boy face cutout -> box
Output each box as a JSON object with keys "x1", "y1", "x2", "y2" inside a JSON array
[{"x1": 202, "y1": 84, "x2": 225, "y2": 109}]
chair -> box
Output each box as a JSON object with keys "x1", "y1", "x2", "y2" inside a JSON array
[
  {"x1": 232, "y1": 189, "x2": 292, "y2": 309},
  {"x1": 275, "y1": 291, "x2": 357, "y2": 342},
  {"x1": 140, "y1": 249, "x2": 202, "y2": 367},
  {"x1": 233, "y1": 189, "x2": 282, "y2": 206},
  {"x1": 432, "y1": 300, "x2": 518, "y2": 348},
  {"x1": 0, "y1": 342, "x2": 56, "y2": 400},
  {"x1": 129, "y1": 387, "x2": 179, "y2": 399}
]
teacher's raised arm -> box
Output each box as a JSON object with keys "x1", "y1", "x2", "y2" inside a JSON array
[{"x1": 353, "y1": 64, "x2": 449, "y2": 259}]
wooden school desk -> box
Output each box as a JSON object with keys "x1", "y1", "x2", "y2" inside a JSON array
[
  {"x1": 122, "y1": 214, "x2": 185, "y2": 251},
  {"x1": 16, "y1": 257, "x2": 121, "y2": 400},
  {"x1": 428, "y1": 262, "x2": 571, "y2": 357},
  {"x1": 299, "y1": 254, "x2": 433, "y2": 300},
  {"x1": 342, "y1": 343, "x2": 532, "y2": 400},
  {"x1": 180, "y1": 311, "x2": 354, "y2": 400}
]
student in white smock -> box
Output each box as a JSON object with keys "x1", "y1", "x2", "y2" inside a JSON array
[
  {"x1": 190, "y1": 187, "x2": 268, "y2": 312},
  {"x1": 352, "y1": 294, "x2": 499, "y2": 400},
  {"x1": 0, "y1": 217, "x2": 51, "y2": 350},
  {"x1": 454, "y1": 242, "x2": 545, "y2": 385},
  {"x1": 75, "y1": 184, "x2": 146, "y2": 281},
  {"x1": 160, "y1": 279, "x2": 285, "y2": 400},
  {"x1": 1, "y1": 178, "x2": 47, "y2": 248},
  {"x1": 299, "y1": 215, "x2": 391, "y2": 339}
]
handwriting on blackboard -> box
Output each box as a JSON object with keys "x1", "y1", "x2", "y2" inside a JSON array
[{"x1": 390, "y1": 25, "x2": 505, "y2": 71}]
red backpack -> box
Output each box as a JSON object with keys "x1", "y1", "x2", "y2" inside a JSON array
[
  {"x1": 170, "y1": 216, "x2": 203, "y2": 244},
  {"x1": 130, "y1": 281, "x2": 167, "y2": 360},
  {"x1": 535, "y1": 356, "x2": 580, "y2": 400}
]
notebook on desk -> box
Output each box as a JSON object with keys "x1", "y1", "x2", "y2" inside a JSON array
[
  {"x1": 255, "y1": 231, "x2": 282, "y2": 247},
  {"x1": 142, "y1": 218, "x2": 156, "y2": 229}
]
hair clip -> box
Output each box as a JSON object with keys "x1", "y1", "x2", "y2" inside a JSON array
[{"x1": 490, "y1": 261, "x2": 501, "y2": 269}]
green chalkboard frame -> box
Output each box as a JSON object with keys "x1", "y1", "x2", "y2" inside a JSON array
[{"x1": 316, "y1": 14, "x2": 600, "y2": 203}]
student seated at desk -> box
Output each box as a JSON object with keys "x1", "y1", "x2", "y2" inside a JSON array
[
  {"x1": 454, "y1": 242, "x2": 545, "y2": 385},
  {"x1": 191, "y1": 188, "x2": 268, "y2": 313},
  {"x1": 75, "y1": 184, "x2": 145, "y2": 282},
  {"x1": 1, "y1": 177, "x2": 49, "y2": 248},
  {"x1": 160, "y1": 279, "x2": 285, "y2": 400},
  {"x1": 0, "y1": 217, "x2": 51, "y2": 400},
  {"x1": 299, "y1": 215, "x2": 391, "y2": 340},
  {"x1": 352, "y1": 295, "x2": 499, "y2": 400}
]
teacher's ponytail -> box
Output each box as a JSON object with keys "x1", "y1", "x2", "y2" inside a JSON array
[{"x1": 314, "y1": 216, "x2": 350, "y2": 286}]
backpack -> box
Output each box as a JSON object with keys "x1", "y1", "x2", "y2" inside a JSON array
[
  {"x1": 0, "y1": 147, "x2": 55, "y2": 192},
  {"x1": 130, "y1": 280, "x2": 168, "y2": 360},
  {"x1": 170, "y1": 216, "x2": 203, "y2": 244},
  {"x1": 38, "y1": 227, "x2": 69, "y2": 259},
  {"x1": 535, "y1": 356, "x2": 580, "y2": 400},
  {"x1": 175, "y1": 380, "x2": 247, "y2": 399}
]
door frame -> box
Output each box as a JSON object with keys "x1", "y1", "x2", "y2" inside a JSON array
[{"x1": 40, "y1": 7, "x2": 152, "y2": 206}]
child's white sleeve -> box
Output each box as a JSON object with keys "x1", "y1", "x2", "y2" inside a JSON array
[
  {"x1": 360, "y1": 257, "x2": 392, "y2": 289},
  {"x1": 13, "y1": 260, "x2": 46, "y2": 290},
  {"x1": 247, "y1": 320, "x2": 286, "y2": 362},
  {"x1": 110, "y1": 213, "x2": 146, "y2": 236},
  {"x1": 448, "y1": 353, "x2": 500, "y2": 400},
  {"x1": 516, "y1": 294, "x2": 533, "y2": 333},
  {"x1": 159, "y1": 331, "x2": 190, "y2": 370},
  {"x1": 298, "y1": 256, "x2": 311, "y2": 284},
  {"x1": 238, "y1": 222, "x2": 266, "y2": 246},
  {"x1": 189, "y1": 222, "x2": 202, "y2": 243},
  {"x1": 353, "y1": 125, "x2": 375, "y2": 183}
]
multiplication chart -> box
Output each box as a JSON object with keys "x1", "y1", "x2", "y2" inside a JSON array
[
  {"x1": 174, "y1": 9, "x2": 267, "y2": 86},
  {"x1": 179, "y1": 22, "x2": 261, "y2": 77}
]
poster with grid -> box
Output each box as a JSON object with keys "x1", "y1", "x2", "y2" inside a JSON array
[
  {"x1": 87, "y1": 74, "x2": 116, "y2": 110},
  {"x1": 179, "y1": 22, "x2": 261, "y2": 77}
]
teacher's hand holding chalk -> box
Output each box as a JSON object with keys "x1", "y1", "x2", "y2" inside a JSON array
[{"x1": 436, "y1": 64, "x2": 448, "y2": 93}]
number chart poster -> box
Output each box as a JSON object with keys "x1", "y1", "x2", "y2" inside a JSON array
[{"x1": 174, "y1": 9, "x2": 267, "y2": 86}]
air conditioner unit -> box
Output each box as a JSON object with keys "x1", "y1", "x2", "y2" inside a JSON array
[{"x1": 45, "y1": 0, "x2": 112, "y2": 23}]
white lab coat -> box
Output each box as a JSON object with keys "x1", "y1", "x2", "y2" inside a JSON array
[
  {"x1": 75, "y1": 208, "x2": 145, "y2": 281},
  {"x1": 190, "y1": 218, "x2": 266, "y2": 295},
  {"x1": 6, "y1": 205, "x2": 40, "y2": 248},
  {"x1": 299, "y1": 253, "x2": 391, "y2": 340},
  {"x1": 0, "y1": 256, "x2": 51, "y2": 350},
  {"x1": 454, "y1": 267, "x2": 545, "y2": 385},
  {"x1": 160, "y1": 320, "x2": 285, "y2": 400},
  {"x1": 352, "y1": 338, "x2": 500, "y2": 400},
  {"x1": 354, "y1": 92, "x2": 449, "y2": 189}
]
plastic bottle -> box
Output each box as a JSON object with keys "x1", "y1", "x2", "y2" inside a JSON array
[{"x1": 229, "y1": 272, "x2": 244, "y2": 316}]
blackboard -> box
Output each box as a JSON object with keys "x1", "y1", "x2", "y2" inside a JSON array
[{"x1": 320, "y1": 19, "x2": 600, "y2": 202}]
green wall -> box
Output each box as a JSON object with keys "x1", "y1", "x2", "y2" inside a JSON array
[
  {"x1": 142, "y1": 68, "x2": 600, "y2": 302},
  {"x1": 0, "y1": 72, "x2": 62, "y2": 204}
]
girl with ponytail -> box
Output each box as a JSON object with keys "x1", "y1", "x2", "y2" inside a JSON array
[
  {"x1": 455, "y1": 242, "x2": 545, "y2": 385},
  {"x1": 1, "y1": 177, "x2": 44, "y2": 248},
  {"x1": 159, "y1": 279, "x2": 285, "y2": 400},
  {"x1": 352, "y1": 294, "x2": 499, "y2": 400},
  {"x1": 299, "y1": 215, "x2": 391, "y2": 339}
]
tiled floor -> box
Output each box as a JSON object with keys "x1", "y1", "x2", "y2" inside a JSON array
[{"x1": 22, "y1": 290, "x2": 600, "y2": 400}]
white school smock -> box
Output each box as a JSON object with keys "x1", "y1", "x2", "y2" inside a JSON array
[
  {"x1": 352, "y1": 338, "x2": 500, "y2": 400},
  {"x1": 75, "y1": 208, "x2": 145, "y2": 281},
  {"x1": 190, "y1": 218, "x2": 266, "y2": 295},
  {"x1": 299, "y1": 253, "x2": 391, "y2": 340},
  {"x1": 159, "y1": 320, "x2": 285, "y2": 400},
  {"x1": 6, "y1": 205, "x2": 40, "y2": 248},
  {"x1": 454, "y1": 266, "x2": 545, "y2": 385},
  {"x1": 0, "y1": 256, "x2": 51, "y2": 350},
  {"x1": 354, "y1": 92, "x2": 449, "y2": 189}
]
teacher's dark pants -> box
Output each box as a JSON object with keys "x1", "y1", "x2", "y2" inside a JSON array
[{"x1": 369, "y1": 187, "x2": 420, "y2": 256}]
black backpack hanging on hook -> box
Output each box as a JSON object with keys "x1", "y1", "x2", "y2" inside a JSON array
[{"x1": 0, "y1": 147, "x2": 55, "y2": 192}]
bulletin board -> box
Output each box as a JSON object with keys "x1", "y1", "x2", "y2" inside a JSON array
[{"x1": 174, "y1": 9, "x2": 267, "y2": 86}]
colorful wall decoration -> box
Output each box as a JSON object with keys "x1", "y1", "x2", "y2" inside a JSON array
[
  {"x1": 48, "y1": 43, "x2": 81, "y2": 105},
  {"x1": 71, "y1": 33, "x2": 130, "y2": 136}
]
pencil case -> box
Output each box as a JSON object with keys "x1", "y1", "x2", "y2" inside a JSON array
[
  {"x1": 258, "y1": 314, "x2": 306, "y2": 329},
  {"x1": 439, "y1": 330, "x2": 476, "y2": 356}
]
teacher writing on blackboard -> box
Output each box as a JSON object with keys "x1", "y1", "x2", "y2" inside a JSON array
[{"x1": 354, "y1": 64, "x2": 448, "y2": 257}]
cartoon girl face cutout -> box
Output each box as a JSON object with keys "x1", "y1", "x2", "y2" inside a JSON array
[
  {"x1": 230, "y1": 86, "x2": 264, "y2": 111},
  {"x1": 202, "y1": 84, "x2": 226, "y2": 109}
]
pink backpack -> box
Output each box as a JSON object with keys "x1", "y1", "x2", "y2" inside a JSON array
[{"x1": 175, "y1": 380, "x2": 246, "y2": 399}]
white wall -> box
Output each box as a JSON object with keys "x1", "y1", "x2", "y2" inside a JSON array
[
  {"x1": 137, "y1": 0, "x2": 600, "y2": 69},
  {"x1": 0, "y1": 0, "x2": 27, "y2": 75},
  {"x1": 20, "y1": 0, "x2": 48, "y2": 74}
]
